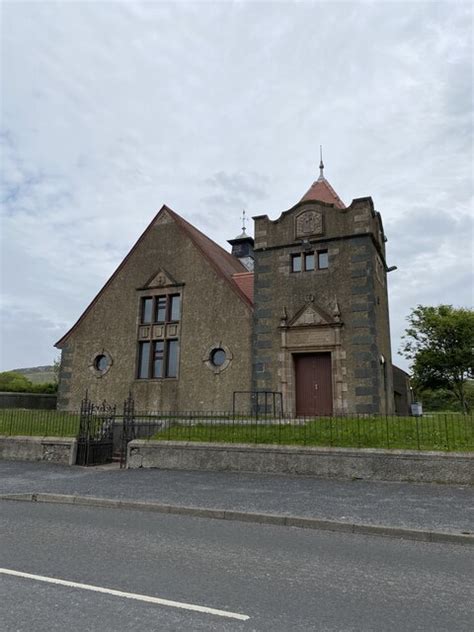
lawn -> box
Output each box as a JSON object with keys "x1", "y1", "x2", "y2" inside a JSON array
[
  {"x1": 0, "y1": 409, "x2": 80, "y2": 437},
  {"x1": 151, "y1": 414, "x2": 474, "y2": 452},
  {"x1": 1, "y1": 408, "x2": 473, "y2": 451}
]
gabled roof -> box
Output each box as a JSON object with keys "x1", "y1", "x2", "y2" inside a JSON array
[
  {"x1": 299, "y1": 176, "x2": 346, "y2": 209},
  {"x1": 166, "y1": 208, "x2": 250, "y2": 289},
  {"x1": 232, "y1": 271, "x2": 254, "y2": 304},
  {"x1": 55, "y1": 205, "x2": 252, "y2": 348}
]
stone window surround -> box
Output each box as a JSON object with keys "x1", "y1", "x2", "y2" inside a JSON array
[
  {"x1": 136, "y1": 339, "x2": 180, "y2": 381},
  {"x1": 137, "y1": 287, "x2": 183, "y2": 326},
  {"x1": 135, "y1": 287, "x2": 183, "y2": 380},
  {"x1": 203, "y1": 343, "x2": 233, "y2": 374},
  {"x1": 88, "y1": 350, "x2": 113, "y2": 378}
]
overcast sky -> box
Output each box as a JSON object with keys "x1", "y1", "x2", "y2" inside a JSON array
[{"x1": 1, "y1": 0, "x2": 473, "y2": 373}]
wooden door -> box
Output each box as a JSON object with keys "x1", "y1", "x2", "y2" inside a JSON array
[{"x1": 294, "y1": 353, "x2": 333, "y2": 416}]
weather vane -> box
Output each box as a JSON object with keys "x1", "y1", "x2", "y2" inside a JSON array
[{"x1": 241, "y1": 209, "x2": 247, "y2": 233}]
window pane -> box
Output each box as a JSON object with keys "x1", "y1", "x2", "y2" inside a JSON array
[
  {"x1": 95, "y1": 355, "x2": 109, "y2": 372},
  {"x1": 166, "y1": 340, "x2": 179, "y2": 378},
  {"x1": 170, "y1": 295, "x2": 181, "y2": 321},
  {"x1": 291, "y1": 254, "x2": 302, "y2": 272},
  {"x1": 305, "y1": 253, "x2": 315, "y2": 271},
  {"x1": 318, "y1": 251, "x2": 328, "y2": 269},
  {"x1": 138, "y1": 342, "x2": 150, "y2": 379},
  {"x1": 141, "y1": 298, "x2": 153, "y2": 324},
  {"x1": 211, "y1": 348, "x2": 226, "y2": 367},
  {"x1": 156, "y1": 297, "x2": 167, "y2": 323},
  {"x1": 152, "y1": 340, "x2": 164, "y2": 378}
]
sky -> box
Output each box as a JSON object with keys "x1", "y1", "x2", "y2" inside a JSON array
[{"x1": 0, "y1": 0, "x2": 473, "y2": 373}]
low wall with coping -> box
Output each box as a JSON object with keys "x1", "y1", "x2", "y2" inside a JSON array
[
  {"x1": 0, "y1": 436, "x2": 77, "y2": 466},
  {"x1": 127, "y1": 441, "x2": 473, "y2": 485},
  {"x1": 0, "y1": 392, "x2": 57, "y2": 409}
]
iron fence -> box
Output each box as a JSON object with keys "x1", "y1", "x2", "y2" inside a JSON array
[
  {"x1": 0, "y1": 407, "x2": 473, "y2": 452},
  {"x1": 132, "y1": 410, "x2": 474, "y2": 452},
  {"x1": 0, "y1": 408, "x2": 80, "y2": 437}
]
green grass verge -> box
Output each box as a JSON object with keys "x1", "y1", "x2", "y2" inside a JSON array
[
  {"x1": 0, "y1": 409, "x2": 80, "y2": 437},
  {"x1": 151, "y1": 415, "x2": 474, "y2": 452}
]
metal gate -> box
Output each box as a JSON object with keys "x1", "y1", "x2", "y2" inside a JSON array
[{"x1": 76, "y1": 393, "x2": 116, "y2": 466}]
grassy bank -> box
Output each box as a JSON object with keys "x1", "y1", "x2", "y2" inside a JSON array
[
  {"x1": 0, "y1": 409, "x2": 80, "y2": 437},
  {"x1": 151, "y1": 414, "x2": 474, "y2": 452}
]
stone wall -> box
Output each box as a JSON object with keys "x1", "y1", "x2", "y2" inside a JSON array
[
  {"x1": 0, "y1": 436, "x2": 77, "y2": 465},
  {"x1": 127, "y1": 440, "x2": 473, "y2": 485},
  {"x1": 0, "y1": 392, "x2": 57, "y2": 410}
]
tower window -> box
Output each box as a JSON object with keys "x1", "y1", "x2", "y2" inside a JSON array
[
  {"x1": 318, "y1": 250, "x2": 328, "y2": 269},
  {"x1": 291, "y1": 254, "x2": 302, "y2": 272},
  {"x1": 304, "y1": 253, "x2": 315, "y2": 271}
]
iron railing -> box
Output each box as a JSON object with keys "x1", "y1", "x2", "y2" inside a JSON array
[
  {"x1": 124, "y1": 410, "x2": 474, "y2": 452},
  {"x1": 0, "y1": 408, "x2": 80, "y2": 437},
  {"x1": 0, "y1": 408, "x2": 473, "y2": 452}
]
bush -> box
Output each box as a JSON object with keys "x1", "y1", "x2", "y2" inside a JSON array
[
  {"x1": 0, "y1": 371, "x2": 33, "y2": 392},
  {"x1": 0, "y1": 371, "x2": 58, "y2": 394}
]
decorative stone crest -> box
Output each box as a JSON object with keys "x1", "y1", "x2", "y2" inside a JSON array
[
  {"x1": 292, "y1": 305, "x2": 327, "y2": 327},
  {"x1": 295, "y1": 210, "x2": 323, "y2": 238},
  {"x1": 144, "y1": 268, "x2": 178, "y2": 289}
]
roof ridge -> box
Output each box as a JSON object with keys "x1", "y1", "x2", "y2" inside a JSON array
[
  {"x1": 166, "y1": 208, "x2": 247, "y2": 273},
  {"x1": 166, "y1": 208, "x2": 253, "y2": 308},
  {"x1": 55, "y1": 204, "x2": 252, "y2": 347}
]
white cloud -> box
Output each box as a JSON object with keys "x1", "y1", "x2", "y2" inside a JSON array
[{"x1": 0, "y1": 0, "x2": 472, "y2": 371}]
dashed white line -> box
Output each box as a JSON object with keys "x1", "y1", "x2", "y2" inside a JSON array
[{"x1": 0, "y1": 567, "x2": 250, "y2": 621}]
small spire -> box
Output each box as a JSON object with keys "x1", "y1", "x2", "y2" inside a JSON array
[
  {"x1": 241, "y1": 209, "x2": 247, "y2": 234},
  {"x1": 318, "y1": 145, "x2": 325, "y2": 180}
]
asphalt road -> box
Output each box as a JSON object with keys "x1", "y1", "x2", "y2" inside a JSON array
[{"x1": 1, "y1": 500, "x2": 472, "y2": 631}]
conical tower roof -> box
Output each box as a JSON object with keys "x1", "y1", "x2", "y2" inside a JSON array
[{"x1": 299, "y1": 149, "x2": 345, "y2": 209}]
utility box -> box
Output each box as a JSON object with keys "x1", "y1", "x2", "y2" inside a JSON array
[{"x1": 411, "y1": 402, "x2": 423, "y2": 417}]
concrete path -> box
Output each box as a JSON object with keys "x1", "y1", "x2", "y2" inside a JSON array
[{"x1": 0, "y1": 461, "x2": 472, "y2": 535}]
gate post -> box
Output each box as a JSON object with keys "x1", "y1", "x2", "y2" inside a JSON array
[{"x1": 121, "y1": 392, "x2": 135, "y2": 468}]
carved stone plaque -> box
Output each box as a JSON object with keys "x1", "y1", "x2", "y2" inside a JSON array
[
  {"x1": 152, "y1": 325, "x2": 164, "y2": 339},
  {"x1": 295, "y1": 210, "x2": 323, "y2": 238}
]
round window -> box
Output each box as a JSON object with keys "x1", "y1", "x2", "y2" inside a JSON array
[
  {"x1": 94, "y1": 354, "x2": 109, "y2": 372},
  {"x1": 210, "y1": 348, "x2": 226, "y2": 367}
]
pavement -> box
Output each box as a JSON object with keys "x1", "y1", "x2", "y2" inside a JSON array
[{"x1": 0, "y1": 460, "x2": 473, "y2": 538}]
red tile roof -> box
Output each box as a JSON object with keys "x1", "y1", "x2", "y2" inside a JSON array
[
  {"x1": 232, "y1": 272, "x2": 254, "y2": 304},
  {"x1": 55, "y1": 205, "x2": 252, "y2": 348},
  {"x1": 299, "y1": 177, "x2": 345, "y2": 209},
  {"x1": 166, "y1": 209, "x2": 252, "y2": 307}
]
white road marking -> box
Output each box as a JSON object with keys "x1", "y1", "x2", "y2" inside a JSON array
[{"x1": 0, "y1": 567, "x2": 250, "y2": 621}]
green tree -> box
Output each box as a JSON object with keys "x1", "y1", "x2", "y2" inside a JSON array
[
  {"x1": 52, "y1": 355, "x2": 61, "y2": 384},
  {"x1": 0, "y1": 371, "x2": 34, "y2": 392},
  {"x1": 401, "y1": 305, "x2": 474, "y2": 413}
]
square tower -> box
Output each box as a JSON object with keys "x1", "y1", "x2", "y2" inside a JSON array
[{"x1": 252, "y1": 168, "x2": 394, "y2": 416}]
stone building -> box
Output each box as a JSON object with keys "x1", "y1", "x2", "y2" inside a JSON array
[{"x1": 56, "y1": 159, "x2": 401, "y2": 415}]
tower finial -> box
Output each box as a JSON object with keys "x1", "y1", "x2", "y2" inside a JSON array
[
  {"x1": 241, "y1": 209, "x2": 247, "y2": 234},
  {"x1": 318, "y1": 145, "x2": 324, "y2": 180}
]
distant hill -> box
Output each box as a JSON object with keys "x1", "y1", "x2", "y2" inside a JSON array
[{"x1": 12, "y1": 365, "x2": 56, "y2": 384}]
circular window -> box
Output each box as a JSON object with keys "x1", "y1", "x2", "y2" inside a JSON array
[
  {"x1": 94, "y1": 354, "x2": 110, "y2": 373},
  {"x1": 210, "y1": 348, "x2": 226, "y2": 367}
]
